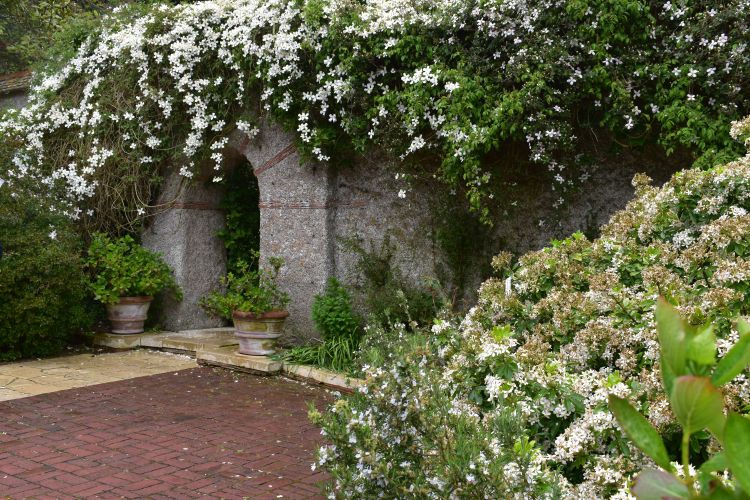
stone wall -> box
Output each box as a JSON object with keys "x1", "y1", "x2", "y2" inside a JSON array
[
  {"x1": 152, "y1": 122, "x2": 683, "y2": 340},
  {"x1": 141, "y1": 173, "x2": 227, "y2": 331},
  {"x1": 0, "y1": 91, "x2": 27, "y2": 111}
]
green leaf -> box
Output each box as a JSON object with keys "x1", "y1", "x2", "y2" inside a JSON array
[
  {"x1": 703, "y1": 484, "x2": 738, "y2": 500},
  {"x1": 737, "y1": 318, "x2": 750, "y2": 337},
  {"x1": 699, "y1": 451, "x2": 728, "y2": 474},
  {"x1": 656, "y1": 298, "x2": 687, "y2": 393},
  {"x1": 608, "y1": 395, "x2": 672, "y2": 470},
  {"x1": 687, "y1": 324, "x2": 716, "y2": 365},
  {"x1": 670, "y1": 376, "x2": 725, "y2": 435},
  {"x1": 631, "y1": 468, "x2": 689, "y2": 500},
  {"x1": 713, "y1": 334, "x2": 750, "y2": 387},
  {"x1": 725, "y1": 413, "x2": 750, "y2": 495}
]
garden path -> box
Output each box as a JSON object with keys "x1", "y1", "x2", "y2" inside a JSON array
[
  {"x1": 0, "y1": 350, "x2": 196, "y2": 401},
  {"x1": 0, "y1": 366, "x2": 331, "y2": 498}
]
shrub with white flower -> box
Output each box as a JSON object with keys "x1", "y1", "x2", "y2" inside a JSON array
[
  {"x1": 313, "y1": 115, "x2": 750, "y2": 497},
  {"x1": 1, "y1": 0, "x2": 748, "y2": 232}
]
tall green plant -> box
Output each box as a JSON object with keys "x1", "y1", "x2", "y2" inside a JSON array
[
  {"x1": 277, "y1": 278, "x2": 362, "y2": 373},
  {"x1": 609, "y1": 299, "x2": 750, "y2": 498}
]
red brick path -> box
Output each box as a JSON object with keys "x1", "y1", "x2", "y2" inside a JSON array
[{"x1": 0, "y1": 367, "x2": 333, "y2": 499}]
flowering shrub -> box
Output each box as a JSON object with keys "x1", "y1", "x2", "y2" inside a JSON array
[
  {"x1": 609, "y1": 300, "x2": 750, "y2": 498},
  {"x1": 312, "y1": 116, "x2": 750, "y2": 497},
  {"x1": 1, "y1": 0, "x2": 748, "y2": 229}
]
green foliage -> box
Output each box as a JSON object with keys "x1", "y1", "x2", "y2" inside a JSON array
[
  {"x1": 276, "y1": 336, "x2": 359, "y2": 374},
  {"x1": 277, "y1": 278, "x2": 362, "y2": 374},
  {"x1": 0, "y1": 0, "x2": 100, "y2": 73},
  {"x1": 309, "y1": 319, "x2": 566, "y2": 497},
  {"x1": 216, "y1": 165, "x2": 260, "y2": 273},
  {"x1": 85, "y1": 233, "x2": 181, "y2": 304},
  {"x1": 342, "y1": 235, "x2": 444, "y2": 328},
  {"x1": 312, "y1": 278, "x2": 361, "y2": 341},
  {"x1": 201, "y1": 253, "x2": 289, "y2": 318},
  {"x1": 608, "y1": 300, "x2": 750, "y2": 498},
  {"x1": 432, "y1": 194, "x2": 491, "y2": 307},
  {"x1": 0, "y1": 188, "x2": 93, "y2": 361}
]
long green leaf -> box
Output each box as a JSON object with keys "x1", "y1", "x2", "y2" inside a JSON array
[
  {"x1": 656, "y1": 298, "x2": 686, "y2": 393},
  {"x1": 608, "y1": 395, "x2": 672, "y2": 471},
  {"x1": 670, "y1": 376, "x2": 725, "y2": 435},
  {"x1": 725, "y1": 413, "x2": 750, "y2": 495},
  {"x1": 713, "y1": 334, "x2": 750, "y2": 386},
  {"x1": 687, "y1": 324, "x2": 716, "y2": 366}
]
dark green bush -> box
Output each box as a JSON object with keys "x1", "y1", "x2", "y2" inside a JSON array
[
  {"x1": 277, "y1": 278, "x2": 362, "y2": 373},
  {"x1": 0, "y1": 190, "x2": 94, "y2": 361},
  {"x1": 312, "y1": 278, "x2": 361, "y2": 341}
]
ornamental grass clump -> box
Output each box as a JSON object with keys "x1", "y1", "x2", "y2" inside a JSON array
[
  {"x1": 313, "y1": 117, "x2": 750, "y2": 498},
  {"x1": 277, "y1": 277, "x2": 362, "y2": 373}
]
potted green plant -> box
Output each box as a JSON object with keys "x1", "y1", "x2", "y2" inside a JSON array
[
  {"x1": 86, "y1": 233, "x2": 182, "y2": 334},
  {"x1": 201, "y1": 254, "x2": 290, "y2": 355}
]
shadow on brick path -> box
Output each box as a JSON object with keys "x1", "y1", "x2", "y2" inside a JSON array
[{"x1": 0, "y1": 367, "x2": 333, "y2": 499}]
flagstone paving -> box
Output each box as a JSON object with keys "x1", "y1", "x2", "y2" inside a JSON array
[
  {"x1": 0, "y1": 350, "x2": 197, "y2": 401},
  {"x1": 0, "y1": 367, "x2": 332, "y2": 498}
]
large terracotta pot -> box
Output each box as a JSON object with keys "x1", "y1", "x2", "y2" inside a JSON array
[
  {"x1": 106, "y1": 296, "x2": 153, "y2": 334},
  {"x1": 232, "y1": 310, "x2": 289, "y2": 356}
]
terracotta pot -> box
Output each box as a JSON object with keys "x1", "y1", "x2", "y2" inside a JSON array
[
  {"x1": 232, "y1": 310, "x2": 289, "y2": 356},
  {"x1": 106, "y1": 296, "x2": 153, "y2": 334}
]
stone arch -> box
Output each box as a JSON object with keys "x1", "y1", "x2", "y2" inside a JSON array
[{"x1": 143, "y1": 117, "x2": 443, "y2": 339}]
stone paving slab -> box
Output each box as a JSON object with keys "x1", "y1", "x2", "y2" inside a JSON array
[
  {"x1": 94, "y1": 328, "x2": 237, "y2": 351},
  {"x1": 92, "y1": 329, "x2": 367, "y2": 390},
  {"x1": 0, "y1": 351, "x2": 197, "y2": 402},
  {"x1": 0, "y1": 367, "x2": 331, "y2": 498},
  {"x1": 197, "y1": 345, "x2": 282, "y2": 374}
]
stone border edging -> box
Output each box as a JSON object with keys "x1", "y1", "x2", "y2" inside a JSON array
[
  {"x1": 93, "y1": 330, "x2": 366, "y2": 393},
  {"x1": 280, "y1": 364, "x2": 364, "y2": 393}
]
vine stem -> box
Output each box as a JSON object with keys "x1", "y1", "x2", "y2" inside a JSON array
[{"x1": 682, "y1": 431, "x2": 695, "y2": 497}]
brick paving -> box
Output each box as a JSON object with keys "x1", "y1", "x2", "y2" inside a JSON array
[{"x1": 0, "y1": 367, "x2": 333, "y2": 499}]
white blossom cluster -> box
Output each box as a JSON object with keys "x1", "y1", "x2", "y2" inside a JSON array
[{"x1": 3, "y1": 0, "x2": 747, "y2": 228}]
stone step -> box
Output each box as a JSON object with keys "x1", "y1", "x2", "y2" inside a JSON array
[{"x1": 93, "y1": 329, "x2": 365, "y2": 390}]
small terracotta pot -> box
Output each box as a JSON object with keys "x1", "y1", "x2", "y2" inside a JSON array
[
  {"x1": 106, "y1": 296, "x2": 153, "y2": 334},
  {"x1": 232, "y1": 310, "x2": 289, "y2": 356}
]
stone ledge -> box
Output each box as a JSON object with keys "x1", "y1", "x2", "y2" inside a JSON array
[
  {"x1": 281, "y1": 363, "x2": 364, "y2": 393},
  {"x1": 94, "y1": 328, "x2": 236, "y2": 352},
  {"x1": 196, "y1": 345, "x2": 281, "y2": 375}
]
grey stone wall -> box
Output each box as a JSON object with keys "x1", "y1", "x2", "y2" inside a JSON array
[
  {"x1": 153, "y1": 123, "x2": 682, "y2": 341},
  {"x1": 142, "y1": 172, "x2": 227, "y2": 331},
  {"x1": 235, "y1": 121, "x2": 333, "y2": 342},
  {"x1": 0, "y1": 91, "x2": 28, "y2": 111}
]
